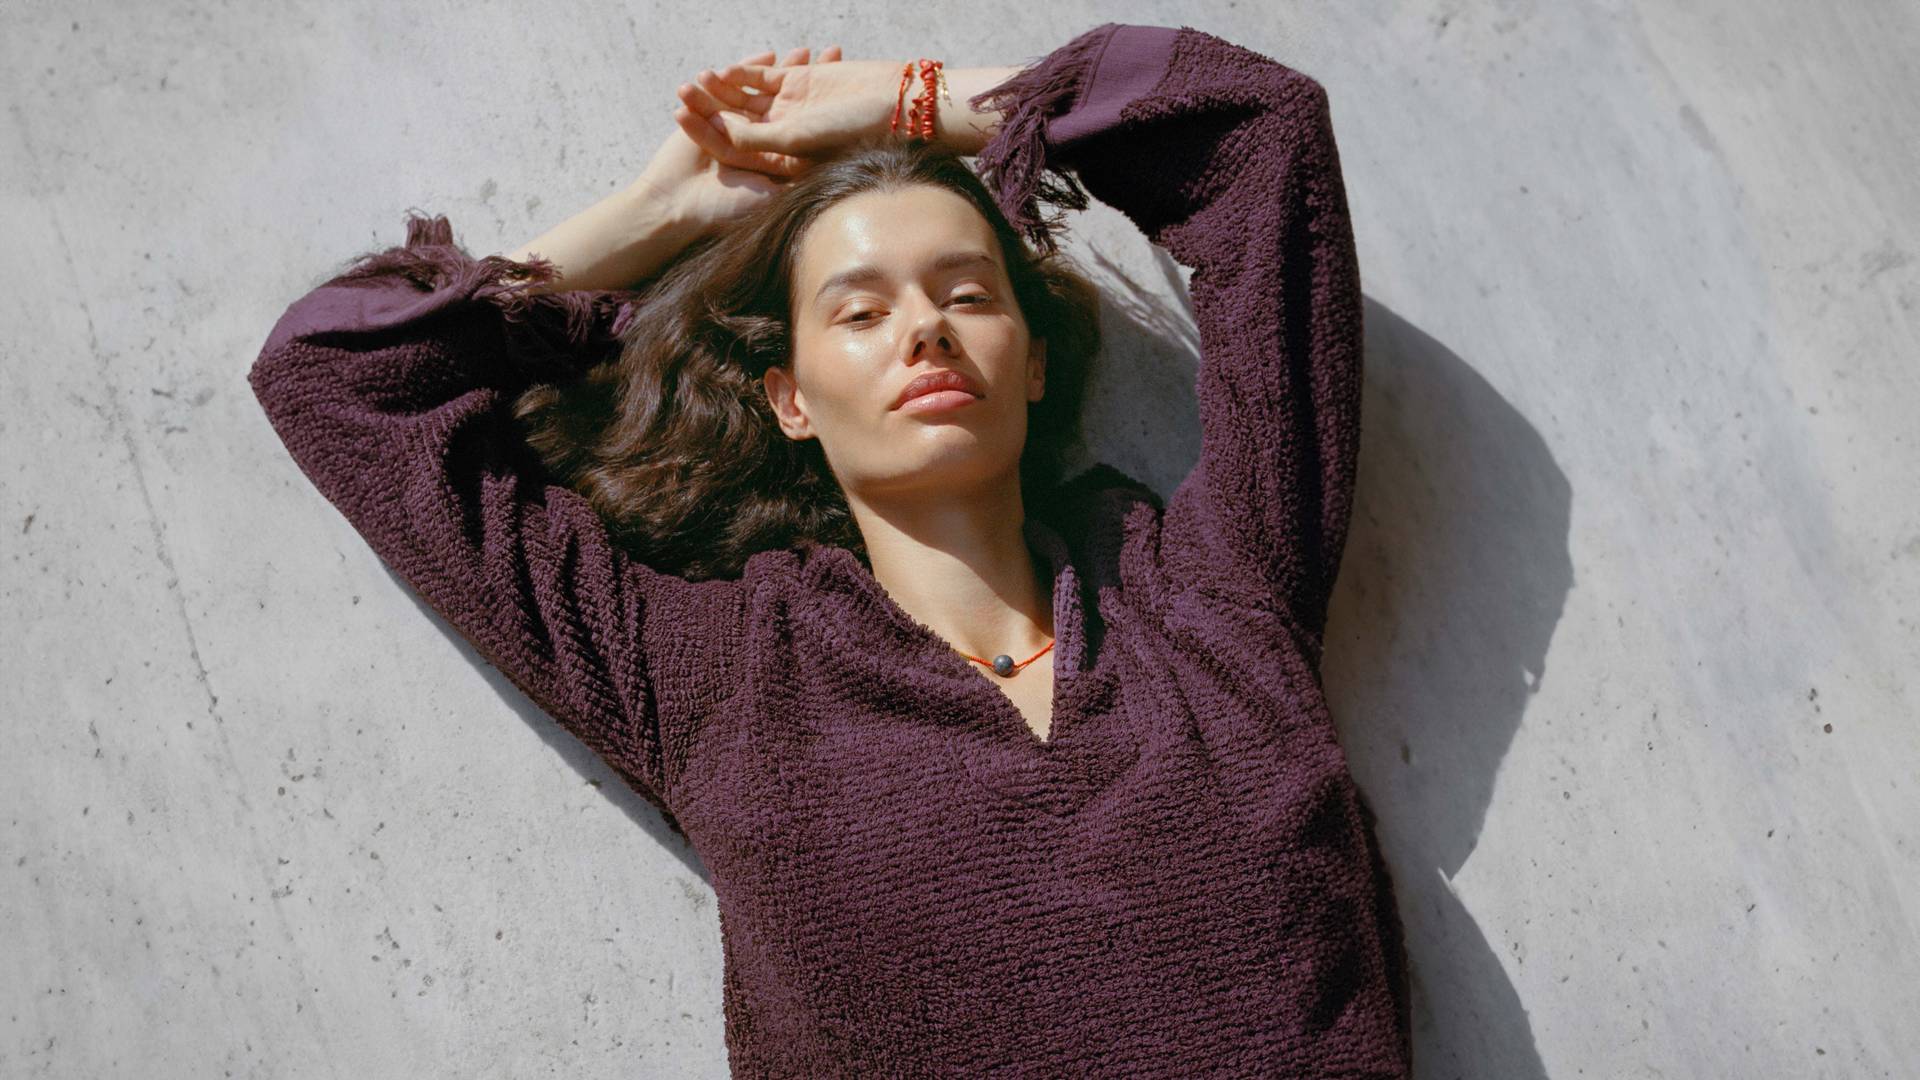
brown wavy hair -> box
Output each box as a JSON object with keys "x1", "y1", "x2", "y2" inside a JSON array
[{"x1": 511, "y1": 133, "x2": 1104, "y2": 581}]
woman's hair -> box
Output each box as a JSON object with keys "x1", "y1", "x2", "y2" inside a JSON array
[{"x1": 512, "y1": 133, "x2": 1104, "y2": 581}]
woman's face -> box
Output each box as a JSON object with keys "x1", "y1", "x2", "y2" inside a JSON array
[{"x1": 766, "y1": 184, "x2": 1046, "y2": 504}]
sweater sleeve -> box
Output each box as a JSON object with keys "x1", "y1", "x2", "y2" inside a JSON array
[
  {"x1": 971, "y1": 23, "x2": 1364, "y2": 665},
  {"x1": 247, "y1": 213, "x2": 743, "y2": 832}
]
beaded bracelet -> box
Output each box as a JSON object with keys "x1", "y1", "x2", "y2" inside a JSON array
[{"x1": 889, "y1": 58, "x2": 952, "y2": 140}]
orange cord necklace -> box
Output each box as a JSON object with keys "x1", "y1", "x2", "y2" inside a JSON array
[{"x1": 957, "y1": 638, "x2": 1056, "y2": 678}]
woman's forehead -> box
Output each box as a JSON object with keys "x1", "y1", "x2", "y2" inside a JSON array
[{"x1": 797, "y1": 188, "x2": 1000, "y2": 282}]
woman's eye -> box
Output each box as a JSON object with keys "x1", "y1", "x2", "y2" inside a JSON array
[{"x1": 844, "y1": 294, "x2": 989, "y2": 326}]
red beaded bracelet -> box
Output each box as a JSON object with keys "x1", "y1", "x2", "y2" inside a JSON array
[{"x1": 889, "y1": 58, "x2": 950, "y2": 140}]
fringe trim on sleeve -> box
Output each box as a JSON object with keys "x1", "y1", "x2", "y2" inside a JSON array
[
  {"x1": 966, "y1": 24, "x2": 1116, "y2": 256},
  {"x1": 328, "y1": 211, "x2": 639, "y2": 371}
]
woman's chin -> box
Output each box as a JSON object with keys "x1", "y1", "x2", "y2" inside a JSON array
[{"x1": 856, "y1": 440, "x2": 1021, "y2": 497}]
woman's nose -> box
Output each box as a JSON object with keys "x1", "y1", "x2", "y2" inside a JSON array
[{"x1": 908, "y1": 299, "x2": 956, "y2": 357}]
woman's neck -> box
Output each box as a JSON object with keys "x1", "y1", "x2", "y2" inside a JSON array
[{"x1": 851, "y1": 485, "x2": 1054, "y2": 662}]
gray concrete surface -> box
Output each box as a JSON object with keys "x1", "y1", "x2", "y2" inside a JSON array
[{"x1": 5, "y1": 1, "x2": 1916, "y2": 1076}]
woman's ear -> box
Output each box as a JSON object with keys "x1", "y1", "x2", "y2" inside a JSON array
[
  {"x1": 762, "y1": 366, "x2": 814, "y2": 440},
  {"x1": 1026, "y1": 337, "x2": 1047, "y2": 403}
]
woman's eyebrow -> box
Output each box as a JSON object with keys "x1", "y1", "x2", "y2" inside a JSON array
[{"x1": 812, "y1": 250, "x2": 998, "y2": 308}]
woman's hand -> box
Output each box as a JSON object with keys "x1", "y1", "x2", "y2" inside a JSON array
[
  {"x1": 674, "y1": 54, "x2": 906, "y2": 170},
  {"x1": 635, "y1": 47, "x2": 836, "y2": 239}
]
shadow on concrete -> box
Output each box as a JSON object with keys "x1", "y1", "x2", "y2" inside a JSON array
[
  {"x1": 1325, "y1": 301, "x2": 1570, "y2": 1080},
  {"x1": 394, "y1": 585, "x2": 715, "y2": 885}
]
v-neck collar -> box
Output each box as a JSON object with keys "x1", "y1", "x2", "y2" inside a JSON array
[{"x1": 800, "y1": 514, "x2": 1089, "y2": 744}]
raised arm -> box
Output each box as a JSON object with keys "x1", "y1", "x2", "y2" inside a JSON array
[
  {"x1": 247, "y1": 206, "x2": 747, "y2": 834},
  {"x1": 969, "y1": 24, "x2": 1364, "y2": 668}
]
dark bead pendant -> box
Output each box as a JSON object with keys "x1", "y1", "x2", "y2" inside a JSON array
[{"x1": 991, "y1": 654, "x2": 1016, "y2": 676}]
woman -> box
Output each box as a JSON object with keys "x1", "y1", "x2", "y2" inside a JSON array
[{"x1": 250, "y1": 22, "x2": 1411, "y2": 1078}]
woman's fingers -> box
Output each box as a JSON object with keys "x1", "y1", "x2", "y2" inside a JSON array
[
  {"x1": 734, "y1": 121, "x2": 816, "y2": 173},
  {"x1": 676, "y1": 48, "x2": 838, "y2": 175},
  {"x1": 727, "y1": 132, "x2": 810, "y2": 177},
  {"x1": 686, "y1": 48, "x2": 826, "y2": 122},
  {"x1": 739, "y1": 142, "x2": 810, "y2": 177},
  {"x1": 677, "y1": 76, "x2": 759, "y2": 125},
  {"x1": 694, "y1": 68, "x2": 766, "y2": 114},
  {"x1": 674, "y1": 79, "x2": 712, "y2": 116},
  {"x1": 674, "y1": 105, "x2": 808, "y2": 177},
  {"x1": 705, "y1": 110, "x2": 765, "y2": 153},
  {"x1": 673, "y1": 105, "x2": 735, "y2": 161},
  {"x1": 712, "y1": 62, "x2": 781, "y2": 93},
  {"x1": 678, "y1": 53, "x2": 774, "y2": 126},
  {"x1": 719, "y1": 164, "x2": 789, "y2": 197}
]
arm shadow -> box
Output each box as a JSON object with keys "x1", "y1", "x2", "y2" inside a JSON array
[
  {"x1": 382, "y1": 577, "x2": 714, "y2": 887},
  {"x1": 1084, "y1": 243, "x2": 1569, "y2": 1079}
]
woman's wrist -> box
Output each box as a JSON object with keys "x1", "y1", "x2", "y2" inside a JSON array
[
  {"x1": 501, "y1": 179, "x2": 699, "y2": 295},
  {"x1": 929, "y1": 65, "x2": 1023, "y2": 154}
]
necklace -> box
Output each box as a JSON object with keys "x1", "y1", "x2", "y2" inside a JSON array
[{"x1": 955, "y1": 639, "x2": 1055, "y2": 678}]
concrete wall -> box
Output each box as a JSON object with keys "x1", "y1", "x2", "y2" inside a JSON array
[{"x1": 5, "y1": 1, "x2": 1915, "y2": 1075}]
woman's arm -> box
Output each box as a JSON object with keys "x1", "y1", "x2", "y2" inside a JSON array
[
  {"x1": 249, "y1": 203, "x2": 748, "y2": 833},
  {"x1": 930, "y1": 66, "x2": 1024, "y2": 154},
  {"x1": 969, "y1": 24, "x2": 1365, "y2": 666},
  {"x1": 504, "y1": 46, "x2": 826, "y2": 296},
  {"x1": 968, "y1": 29, "x2": 1405, "y2": 1064},
  {"x1": 499, "y1": 179, "x2": 701, "y2": 295}
]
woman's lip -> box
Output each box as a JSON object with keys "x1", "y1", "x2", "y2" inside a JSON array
[
  {"x1": 893, "y1": 369, "x2": 985, "y2": 408},
  {"x1": 897, "y1": 389, "x2": 981, "y2": 414}
]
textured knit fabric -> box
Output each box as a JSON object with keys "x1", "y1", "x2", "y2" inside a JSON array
[{"x1": 249, "y1": 22, "x2": 1410, "y2": 1078}]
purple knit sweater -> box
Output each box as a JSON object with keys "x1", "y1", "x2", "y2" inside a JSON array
[{"x1": 250, "y1": 22, "x2": 1410, "y2": 1078}]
